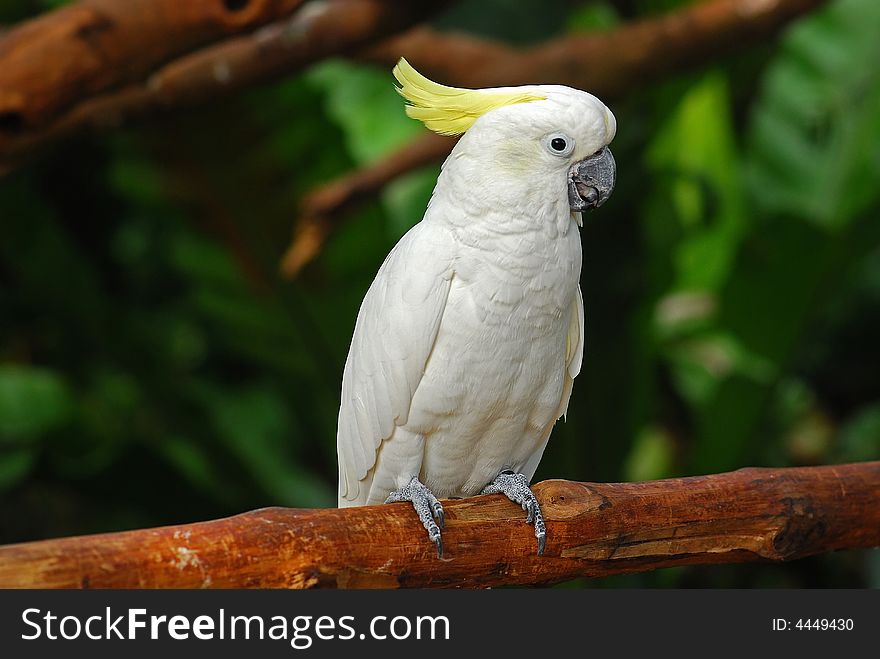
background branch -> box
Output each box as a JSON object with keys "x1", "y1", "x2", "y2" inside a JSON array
[
  {"x1": 0, "y1": 0, "x2": 308, "y2": 129},
  {"x1": 0, "y1": 462, "x2": 876, "y2": 589},
  {"x1": 282, "y1": 0, "x2": 828, "y2": 276},
  {"x1": 0, "y1": 0, "x2": 450, "y2": 173},
  {"x1": 362, "y1": 0, "x2": 827, "y2": 93}
]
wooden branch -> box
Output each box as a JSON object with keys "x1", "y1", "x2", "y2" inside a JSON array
[
  {"x1": 0, "y1": 0, "x2": 449, "y2": 173},
  {"x1": 362, "y1": 0, "x2": 828, "y2": 95},
  {"x1": 282, "y1": 0, "x2": 829, "y2": 276},
  {"x1": 0, "y1": 462, "x2": 876, "y2": 589},
  {"x1": 0, "y1": 0, "x2": 308, "y2": 130}
]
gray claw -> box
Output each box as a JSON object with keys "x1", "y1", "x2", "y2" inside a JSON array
[
  {"x1": 386, "y1": 477, "x2": 446, "y2": 559},
  {"x1": 434, "y1": 502, "x2": 445, "y2": 529},
  {"x1": 482, "y1": 471, "x2": 547, "y2": 556}
]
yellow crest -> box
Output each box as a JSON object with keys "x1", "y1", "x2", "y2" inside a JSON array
[{"x1": 392, "y1": 58, "x2": 545, "y2": 136}]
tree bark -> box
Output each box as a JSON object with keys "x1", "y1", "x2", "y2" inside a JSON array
[
  {"x1": 0, "y1": 0, "x2": 449, "y2": 173},
  {"x1": 0, "y1": 0, "x2": 826, "y2": 175},
  {"x1": 0, "y1": 462, "x2": 876, "y2": 589},
  {"x1": 362, "y1": 0, "x2": 828, "y2": 95},
  {"x1": 0, "y1": 0, "x2": 309, "y2": 130}
]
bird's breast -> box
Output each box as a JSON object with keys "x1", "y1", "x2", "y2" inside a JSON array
[
  {"x1": 453, "y1": 220, "x2": 581, "y2": 329},
  {"x1": 403, "y1": 221, "x2": 582, "y2": 496}
]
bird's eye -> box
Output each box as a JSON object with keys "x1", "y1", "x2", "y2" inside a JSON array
[{"x1": 544, "y1": 132, "x2": 574, "y2": 157}]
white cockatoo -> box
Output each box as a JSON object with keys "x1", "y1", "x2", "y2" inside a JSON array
[{"x1": 336, "y1": 59, "x2": 616, "y2": 557}]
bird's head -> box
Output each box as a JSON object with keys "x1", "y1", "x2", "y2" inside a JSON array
[{"x1": 393, "y1": 58, "x2": 616, "y2": 222}]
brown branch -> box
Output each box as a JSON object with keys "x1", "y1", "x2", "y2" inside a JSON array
[
  {"x1": 281, "y1": 0, "x2": 828, "y2": 276},
  {"x1": 0, "y1": 462, "x2": 876, "y2": 589},
  {"x1": 362, "y1": 0, "x2": 828, "y2": 95},
  {"x1": 0, "y1": 0, "x2": 309, "y2": 130},
  {"x1": 0, "y1": 0, "x2": 450, "y2": 173}
]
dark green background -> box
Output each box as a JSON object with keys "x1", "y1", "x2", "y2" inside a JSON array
[{"x1": 1, "y1": 0, "x2": 878, "y2": 587}]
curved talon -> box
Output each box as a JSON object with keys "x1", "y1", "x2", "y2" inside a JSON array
[
  {"x1": 426, "y1": 522, "x2": 443, "y2": 559},
  {"x1": 482, "y1": 470, "x2": 547, "y2": 556},
  {"x1": 434, "y1": 502, "x2": 445, "y2": 529},
  {"x1": 386, "y1": 477, "x2": 446, "y2": 559}
]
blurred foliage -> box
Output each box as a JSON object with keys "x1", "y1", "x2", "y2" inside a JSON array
[{"x1": 0, "y1": 0, "x2": 878, "y2": 587}]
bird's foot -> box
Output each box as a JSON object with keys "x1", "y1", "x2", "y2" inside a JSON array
[
  {"x1": 385, "y1": 477, "x2": 445, "y2": 558},
  {"x1": 482, "y1": 470, "x2": 546, "y2": 556}
]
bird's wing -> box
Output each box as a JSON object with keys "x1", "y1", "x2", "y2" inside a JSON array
[
  {"x1": 519, "y1": 285, "x2": 585, "y2": 480},
  {"x1": 337, "y1": 221, "x2": 455, "y2": 504},
  {"x1": 566, "y1": 284, "x2": 585, "y2": 380}
]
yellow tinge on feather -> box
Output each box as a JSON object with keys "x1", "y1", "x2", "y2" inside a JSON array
[{"x1": 392, "y1": 58, "x2": 545, "y2": 136}]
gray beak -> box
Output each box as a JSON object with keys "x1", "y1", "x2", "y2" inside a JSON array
[{"x1": 568, "y1": 146, "x2": 616, "y2": 212}]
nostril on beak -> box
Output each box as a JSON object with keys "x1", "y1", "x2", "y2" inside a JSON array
[{"x1": 576, "y1": 183, "x2": 599, "y2": 207}]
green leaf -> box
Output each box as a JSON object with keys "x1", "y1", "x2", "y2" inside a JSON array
[
  {"x1": 745, "y1": 0, "x2": 880, "y2": 229},
  {"x1": 567, "y1": 2, "x2": 620, "y2": 31},
  {"x1": 308, "y1": 60, "x2": 422, "y2": 165},
  {"x1": 53, "y1": 369, "x2": 142, "y2": 479},
  {"x1": 646, "y1": 71, "x2": 746, "y2": 293},
  {"x1": 0, "y1": 365, "x2": 73, "y2": 442},
  {"x1": 192, "y1": 383, "x2": 334, "y2": 508},
  {"x1": 154, "y1": 435, "x2": 239, "y2": 505}
]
